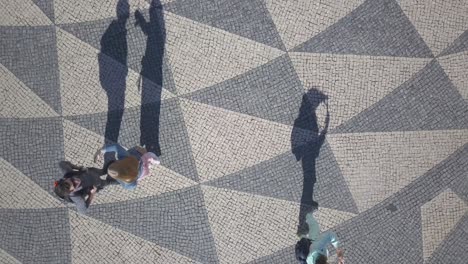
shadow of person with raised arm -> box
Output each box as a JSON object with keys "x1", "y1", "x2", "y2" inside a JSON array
[
  {"x1": 291, "y1": 88, "x2": 330, "y2": 236},
  {"x1": 99, "y1": 0, "x2": 130, "y2": 144},
  {"x1": 134, "y1": 0, "x2": 166, "y2": 156}
]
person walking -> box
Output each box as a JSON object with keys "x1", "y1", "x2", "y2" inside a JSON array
[{"x1": 295, "y1": 211, "x2": 345, "y2": 264}]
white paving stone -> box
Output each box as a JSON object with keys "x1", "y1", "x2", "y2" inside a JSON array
[
  {"x1": 265, "y1": 0, "x2": 364, "y2": 50},
  {"x1": 421, "y1": 189, "x2": 468, "y2": 261},
  {"x1": 328, "y1": 129, "x2": 468, "y2": 212}
]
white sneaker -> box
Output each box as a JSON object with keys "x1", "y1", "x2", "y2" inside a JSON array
[{"x1": 150, "y1": 157, "x2": 161, "y2": 165}]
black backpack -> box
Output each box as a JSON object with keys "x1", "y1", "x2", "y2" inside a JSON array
[{"x1": 295, "y1": 238, "x2": 312, "y2": 263}]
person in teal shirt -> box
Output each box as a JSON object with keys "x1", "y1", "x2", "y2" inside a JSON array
[{"x1": 296, "y1": 212, "x2": 345, "y2": 264}]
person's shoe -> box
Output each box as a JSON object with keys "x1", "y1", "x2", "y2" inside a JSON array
[
  {"x1": 296, "y1": 222, "x2": 309, "y2": 237},
  {"x1": 150, "y1": 156, "x2": 160, "y2": 165},
  {"x1": 310, "y1": 201, "x2": 319, "y2": 212}
]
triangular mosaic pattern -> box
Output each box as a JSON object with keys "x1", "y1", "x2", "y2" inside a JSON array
[
  {"x1": 338, "y1": 208, "x2": 425, "y2": 263},
  {"x1": 439, "y1": 29, "x2": 468, "y2": 57},
  {"x1": 205, "y1": 141, "x2": 359, "y2": 214},
  {"x1": 292, "y1": 0, "x2": 433, "y2": 57},
  {"x1": 0, "y1": 158, "x2": 64, "y2": 209},
  {"x1": 0, "y1": 207, "x2": 72, "y2": 264},
  {"x1": 397, "y1": 0, "x2": 468, "y2": 56},
  {"x1": 0, "y1": 0, "x2": 53, "y2": 26},
  {"x1": 182, "y1": 54, "x2": 304, "y2": 126},
  {"x1": 88, "y1": 185, "x2": 218, "y2": 263},
  {"x1": 1, "y1": 0, "x2": 467, "y2": 263},
  {"x1": 437, "y1": 50, "x2": 468, "y2": 101},
  {"x1": 425, "y1": 214, "x2": 468, "y2": 264},
  {"x1": 0, "y1": 25, "x2": 62, "y2": 114},
  {"x1": 164, "y1": 0, "x2": 285, "y2": 50},
  {"x1": 1, "y1": 64, "x2": 59, "y2": 118},
  {"x1": 69, "y1": 210, "x2": 202, "y2": 263},
  {"x1": 334, "y1": 60, "x2": 468, "y2": 133},
  {"x1": 31, "y1": 0, "x2": 55, "y2": 23},
  {"x1": 1, "y1": 117, "x2": 65, "y2": 191},
  {"x1": 421, "y1": 189, "x2": 468, "y2": 261},
  {"x1": 289, "y1": 53, "x2": 432, "y2": 130},
  {"x1": 264, "y1": 0, "x2": 366, "y2": 51}
]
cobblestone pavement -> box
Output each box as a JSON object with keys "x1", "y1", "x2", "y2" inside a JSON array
[{"x1": 1, "y1": 0, "x2": 468, "y2": 263}]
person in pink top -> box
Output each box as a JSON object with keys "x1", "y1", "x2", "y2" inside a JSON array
[{"x1": 94, "y1": 144, "x2": 160, "y2": 190}]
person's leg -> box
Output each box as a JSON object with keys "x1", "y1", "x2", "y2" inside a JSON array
[
  {"x1": 305, "y1": 212, "x2": 320, "y2": 241},
  {"x1": 297, "y1": 203, "x2": 313, "y2": 236}
]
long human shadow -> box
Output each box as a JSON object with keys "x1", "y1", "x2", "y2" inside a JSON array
[
  {"x1": 99, "y1": 0, "x2": 130, "y2": 144},
  {"x1": 291, "y1": 88, "x2": 330, "y2": 234},
  {"x1": 135, "y1": 0, "x2": 166, "y2": 156}
]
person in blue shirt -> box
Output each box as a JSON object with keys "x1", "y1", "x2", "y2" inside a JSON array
[
  {"x1": 94, "y1": 144, "x2": 160, "y2": 190},
  {"x1": 296, "y1": 212, "x2": 345, "y2": 264}
]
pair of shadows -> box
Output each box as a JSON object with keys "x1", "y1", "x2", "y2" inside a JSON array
[
  {"x1": 99, "y1": 0, "x2": 166, "y2": 156},
  {"x1": 100, "y1": 0, "x2": 326, "y2": 238},
  {"x1": 291, "y1": 88, "x2": 329, "y2": 234}
]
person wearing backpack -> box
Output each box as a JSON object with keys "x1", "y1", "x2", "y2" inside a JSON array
[
  {"x1": 295, "y1": 211, "x2": 345, "y2": 264},
  {"x1": 93, "y1": 144, "x2": 160, "y2": 190}
]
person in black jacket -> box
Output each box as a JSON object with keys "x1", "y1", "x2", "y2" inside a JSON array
[{"x1": 53, "y1": 161, "x2": 117, "y2": 214}]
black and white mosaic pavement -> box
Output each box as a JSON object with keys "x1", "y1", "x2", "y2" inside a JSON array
[{"x1": 1, "y1": 0, "x2": 467, "y2": 263}]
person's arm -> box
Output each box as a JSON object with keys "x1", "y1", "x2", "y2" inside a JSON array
[
  {"x1": 310, "y1": 102, "x2": 330, "y2": 161},
  {"x1": 135, "y1": 10, "x2": 149, "y2": 35},
  {"x1": 59, "y1": 161, "x2": 85, "y2": 173},
  {"x1": 85, "y1": 187, "x2": 97, "y2": 207},
  {"x1": 317, "y1": 102, "x2": 330, "y2": 147},
  {"x1": 306, "y1": 227, "x2": 343, "y2": 264},
  {"x1": 337, "y1": 248, "x2": 345, "y2": 264},
  {"x1": 94, "y1": 144, "x2": 129, "y2": 162},
  {"x1": 310, "y1": 231, "x2": 339, "y2": 255},
  {"x1": 69, "y1": 187, "x2": 97, "y2": 215}
]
